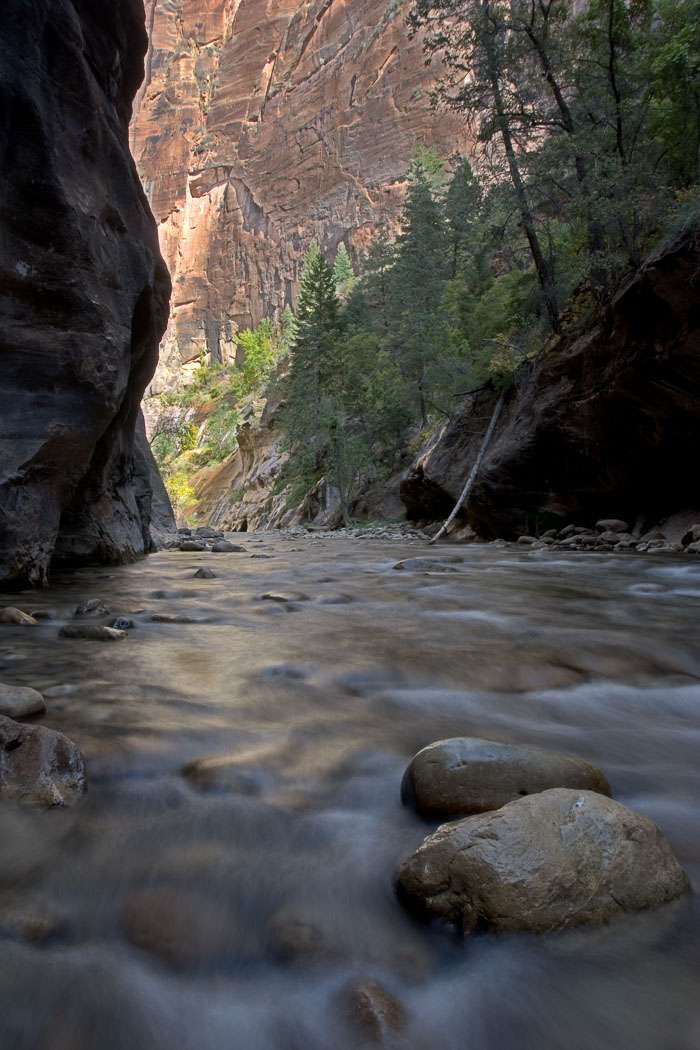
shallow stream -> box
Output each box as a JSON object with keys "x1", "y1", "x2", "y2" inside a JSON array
[{"x1": 1, "y1": 535, "x2": 699, "y2": 1049}]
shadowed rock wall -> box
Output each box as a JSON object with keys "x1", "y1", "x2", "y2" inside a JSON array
[
  {"x1": 0, "y1": 0, "x2": 173, "y2": 587},
  {"x1": 401, "y1": 229, "x2": 700, "y2": 534}
]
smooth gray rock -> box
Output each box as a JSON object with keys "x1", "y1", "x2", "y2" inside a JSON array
[
  {"x1": 0, "y1": 684, "x2": 46, "y2": 719},
  {"x1": 396, "y1": 788, "x2": 689, "y2": 932},
  {"x1": 0, "y1": 714, "x2": 86, "y2": 806},
  {"x1": 596, "y1": 519, "x2": 630, "y2": 533},
  {"x1": 401, "y1": 737, "x2": 611, "y2": 817}
]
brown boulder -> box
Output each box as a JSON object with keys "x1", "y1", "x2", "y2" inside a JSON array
[
  {"x1": 0, "y1": 683, "x2": 46, "y2": 719},
  {"x1": 396, "y1": 789, "x2": 690, "y2": 933},
  {"x1": 401, "y1": 737, "x2": 611, "y2": 818},
  {"x1": 0, "y1": 714, "x2": 86, "y2": 806}
]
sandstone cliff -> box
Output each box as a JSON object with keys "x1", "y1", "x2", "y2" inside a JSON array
[
  {"x1": 0, "y1": 0, "x2": 173, "y2": 587},
  {"x1": 400, "y1": 229, "x2": 700, "y2": 535},
  {"x1": 130, "y1": 0, "x2": 469, "y2": 382}
]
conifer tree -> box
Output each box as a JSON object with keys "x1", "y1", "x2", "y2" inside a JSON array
[{"x1": 332, "y1": 241, "x2": 355, "y2": 296}]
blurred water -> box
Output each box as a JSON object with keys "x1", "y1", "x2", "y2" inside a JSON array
[{"x1": 0, "y1": 536, "x2": 698, "y2": 1049}]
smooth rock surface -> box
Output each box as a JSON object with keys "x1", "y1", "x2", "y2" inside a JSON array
[
  {"x1": 0, "y1": 608, "x2": 36, "y2": 626},
  {"x1": 0, "y1": 714, "x2": 86, "y2": 806},
  {"x1": 0, "y1": 684, "x2": 46, "y2": 719},
  {"x1": 401, "y1": 737, "x2": 612, "y2": 817},
  {"x1": 397, "y1": 789, "x2": 690, "y2": 932}
]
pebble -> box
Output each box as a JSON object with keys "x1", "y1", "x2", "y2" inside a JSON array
[
  {"x1": 110, "y1": 617, "x2": 135, "y2": 630},
  {"x1": 193, "y1": 567, "x2": 217, "y2": 579},
  {"x1": 260, "y1": 592, "x2": 310, "y2": 603},
  {"x1": 337, "y1": 978, "x2": 407, "y2": 1044}
]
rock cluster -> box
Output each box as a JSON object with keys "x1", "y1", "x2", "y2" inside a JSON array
[
  {"x1": 514, "y1": 517, "x2": 700, "y2": 554},
  {"x1": 397, "y1": 737, "x2": 689, "y2": 933}
]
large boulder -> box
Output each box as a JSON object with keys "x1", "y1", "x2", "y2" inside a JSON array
[
  {"x1": 0, "y1": 0, "x2": 173, "y2": 587},
  {"x1": 401, "y1": 737, "x2": 611, "y2": 817},
  {"x1": 0, "y1": 714, "x2": 86, "y2": 807},
  {"x1": 396, "y1": 789, "x2": 689, "y2": 933}
]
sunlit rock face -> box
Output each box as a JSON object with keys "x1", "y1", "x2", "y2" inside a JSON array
[
  {"x1": 0, "y1": 0, "x2": 172, "y2": 588},
  {"x1": 130, "y1": 0, "x2": 470, "y2": 382}
]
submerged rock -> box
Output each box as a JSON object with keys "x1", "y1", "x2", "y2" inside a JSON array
[
  {"x1": 337, "y1": 978, "x2": 407, "y2": 1044},
  {"x1": 266, "y1": 908, "x2": 340, "y2": 966},
  {"x1": 193, "y1": 567, "x2": 217, "y2": 579},
  {"x1": 122, "y1": 887, "x2": 236, "y2": 968},
  {"x1": 396, "y1": 788, "x2": 690, "y2": 933},
  {"x1": 74, "y1": 599, "x2": 110, "y2": 617},
  {"x1": 59, "y1": 625, "x2": 127, "y2": 642},
  {"x1": 0, "y1": 684, "x2": 46, "y2": 719},
  {"x1": 211, "y1": 540, "x2": 245, "y2": 552},
  {"x1": 0, "y1": 714, "x2": 86, "y2": 806},
  {"x1": 401, "y1": 737, "x2": 611, "y2": 817}
]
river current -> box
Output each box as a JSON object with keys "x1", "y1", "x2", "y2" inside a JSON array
[{"x1": 0, "y1": 534, "x2": 698, "y2": 1049}]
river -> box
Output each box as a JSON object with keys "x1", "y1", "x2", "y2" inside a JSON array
[{"x1": 1, "y1": 534, "x2": 698, "y2": 1049}]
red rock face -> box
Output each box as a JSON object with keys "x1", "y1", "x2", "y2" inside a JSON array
[{"x1": 130, "y1": 0, "x2": 470, "y2": 381}]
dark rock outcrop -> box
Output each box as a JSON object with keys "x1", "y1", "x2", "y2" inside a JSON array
[
  {"x1": 401, "y1": 230, "x2": 700, "y2": 535},
  {"x1": 0, "y1": 0, "x2": 173, "y2": 588}
]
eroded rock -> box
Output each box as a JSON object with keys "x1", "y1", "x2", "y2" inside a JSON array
[
  {"x1": 401, "y1": 737, "x2": 611, "y2": 818},
  {"x1": 396, "y1": 789, "x2": 689, "y2": 932},
  {"x1": 0, "y1": 608, "x2": 37, "y2": 626},
  {"x1": 0, "y1": 714, "x2": 86, "y2": 806}
]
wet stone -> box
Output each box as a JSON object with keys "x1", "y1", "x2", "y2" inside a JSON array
[
  {"x1": 110, "y1": 617, "x2": 135, "y2": 630},
  {"x1": 193, "y1": 567, "x2": 216, "y2": 579},
  {"x1": 211, "y1": 540, "x2": 245, "y2": 552},
  {"x1": 401, "y1": 737, "x2": 612, "y2": 818},
  {"x1": 148, "y1": 613, "x2": 209, "y2": 624},
  {"x1": 0, "y1": 607, "x2": 37, "y2": 625},
  {"x1": 59, "y1": 625, "x2": 126, "y2": 642},
  {"x1": 0, "y1": 683, "x2": 46, "y2": 719},
  {"x1": 338, "y1": 978, "x2": 407, "y2": 1045},
  {"x1": 396, "y1": 788, "x2": 690, "y2": 933},
  {"x1": 266, "y1": 908, "x2": 341, "y2": 966},
  {"x1": 0, "y1": 714, "x2": 86, "y2": 806},
  {"x1": 392, "y1": 558, "x2": 460, "y2": 572},
  {"x1": 260, "y1": 592, "x2": 310, "y2": 603},
  {"x1": 178, "y1": 540, "x2": 206, "y2": 552},
  {"x1": 74, "y1": 599, "x2": 109, "y2": 617}
]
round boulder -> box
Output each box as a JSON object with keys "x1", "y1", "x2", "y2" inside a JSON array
[
  {"x1": 0, "y1": 714, "x2": 86, "y2": 806},
  {"x1": 396, "y1": 788, "x2": 690, "y2": 933},
  {"x1": 401, "y1": 737, "x2": 611, "y2": 817},
  {"x1": 0, "y1": 683, "x2": 46, "y2": 719}
]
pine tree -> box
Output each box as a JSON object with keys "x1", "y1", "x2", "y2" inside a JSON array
[
  {"x1": 390, "y1": 155, "x2": 449, "y2": 427},
  {"x1": 332, "y1": 242, "x2": 355, "y2": 296}
]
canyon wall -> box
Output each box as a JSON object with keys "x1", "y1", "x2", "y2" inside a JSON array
[
  {"x1": 130, "y1": 0, "x2": 470, "y2": 385},
  {"x1": 0, "y1": 0, "x2": 173, "y2": 587}
]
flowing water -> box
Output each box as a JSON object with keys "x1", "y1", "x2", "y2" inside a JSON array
[{"x1": 1, "y1": 535, "x2": 699, "y2": 1050}]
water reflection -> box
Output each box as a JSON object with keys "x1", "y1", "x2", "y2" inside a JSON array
[{"x1": 1, "y1": 538, "x2": 698, "y2": 1049}]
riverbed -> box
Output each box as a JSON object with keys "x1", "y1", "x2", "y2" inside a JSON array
[{"x1": 1, "y1": 535, "x2": 698, "y2": 1049}]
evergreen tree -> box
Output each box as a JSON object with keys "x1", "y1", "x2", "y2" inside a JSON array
[
  {"x1": 332, "y1": 241, "x2": 355, "y2": 296},
  {"x1": 390, "y1": 155, "x2": 449, "y2": 426}
]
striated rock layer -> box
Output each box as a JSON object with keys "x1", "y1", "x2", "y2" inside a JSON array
[
  {"x1": 401, "y1": 229, "x2": 700, "y2": 535},
  {"x1": 0, "y1": 0, "x2": 173, "y2": 587},
  {"x1": 130, "y1": 0, "x2": 470, "y2": 382}
]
